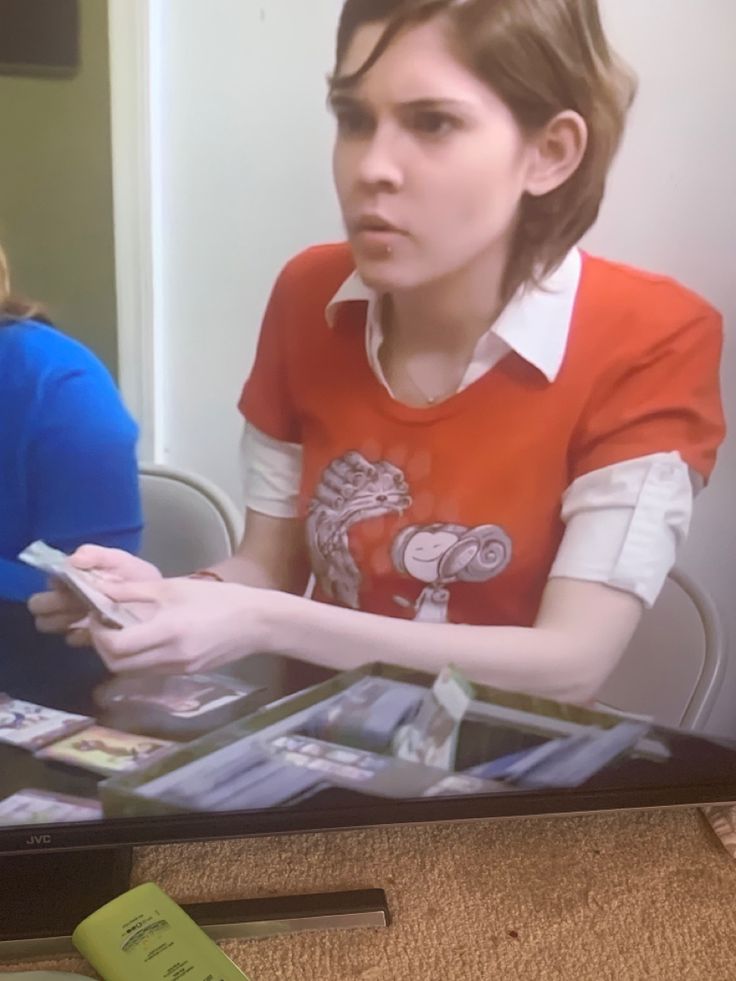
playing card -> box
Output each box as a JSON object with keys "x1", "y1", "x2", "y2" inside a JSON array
[
  {"x1": 392, "y1": 665, "x2": 475, "y2": 770},
  {"x1": 0, "y1": 694, "x2": 93, "y2": 750},
  {"x1": 18, "y1": 540, "x2": 139, "y2": 629},
  {"x1": 35, "y1": 725, "x2": 175, "y2": 776},
  {"x1": 0, "y1": 788, "x2": 102, "y2": 826}
]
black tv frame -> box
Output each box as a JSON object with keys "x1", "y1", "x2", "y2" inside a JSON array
[{"x1": 3, "y1": 657, "x2": 736, "y2": 958}]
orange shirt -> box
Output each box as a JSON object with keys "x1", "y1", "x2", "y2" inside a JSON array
[{"x1": 239, "y1": 244, "x2": 724, "y2": 627}]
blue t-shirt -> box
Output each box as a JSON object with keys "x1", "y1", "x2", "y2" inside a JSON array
[{"x1": 0, "y1": 319, "x2": 143, "y2": 600}]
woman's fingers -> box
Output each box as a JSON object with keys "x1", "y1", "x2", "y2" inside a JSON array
[
  {"x1": 88, "y1": 613, "x2": 177, "y2": 662},
  {"x1": 34, "y1": 612, "x2": 83, "y2": 634},
  {"x1": 28, "y1": 584, "x2": 84, "y2": 618},
  {"x1": 65, "y1": 627, "x2": 93, "y2": 648},
  {"x1": 98, "y1": 579, "x2": 166, "y2": 605},
  {"x1": 70, "y1": 545, "x2": 163, "y2": 583},
  {"x1": 95, "y1": 646, "x2": 189, "y2": 675}
]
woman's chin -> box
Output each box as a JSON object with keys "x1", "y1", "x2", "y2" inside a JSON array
[{"x1": 351, "y1": 253, "x2": 418, "y2": 293}]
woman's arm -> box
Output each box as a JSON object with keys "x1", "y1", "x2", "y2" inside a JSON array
[
  {"x1": 208, "y1": 509, "x2": 311, "y2": 594},
  {"x1": 262, "y1": 576, "x2": 643, "y2": 703},
  {"x1": 90, "y1": 574, "x2": 642, "y2": 704}
]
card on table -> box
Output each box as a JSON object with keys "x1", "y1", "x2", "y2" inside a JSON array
[
  {"x1": 0, "y1": 788, "x2": 103, "y2": 826},
  {"x1": 35, "y1": 725, "x2": 175, "y2": 776},
  {"x1": 0, "y1": 694, "x2": 93, "y2": 751}
]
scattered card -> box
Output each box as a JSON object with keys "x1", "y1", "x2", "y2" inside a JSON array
[
  {"x1": 35, "y1": 725, "x2": 175, "y2": 776},
  {"x1": 0, "y1": 788, "x2": 103, "y2": 826},
  {"x1": 0, "y1": 694, "x2": 93, "y2": 751}
]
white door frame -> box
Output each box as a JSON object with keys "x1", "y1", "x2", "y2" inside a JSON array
[{"x1": 107, "y1": 0, "x2": 163, "y2": 462}]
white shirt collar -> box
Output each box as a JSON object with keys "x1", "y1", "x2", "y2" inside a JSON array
[{"x1": 325, "y1": 247, "x2": 582, "y2": 383}]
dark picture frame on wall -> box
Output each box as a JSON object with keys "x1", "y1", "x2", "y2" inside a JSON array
[{"x1": 0, "y1": 0, "x2": 80, "y2": 78}]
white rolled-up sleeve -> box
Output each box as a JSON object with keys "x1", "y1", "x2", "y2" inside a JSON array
[
  {"x1": 240, "y1": 421, "x2": 302, "y2": 518},
  {"x1": 549, "y1": 451, "x2": 694, "y2": 608}
]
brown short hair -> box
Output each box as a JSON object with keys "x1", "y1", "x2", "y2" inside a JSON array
[
  {"x1": 0, "y1": 243, "x2": 45, "y2": 322},
  {"x1": 331, "y1": 0, "x2": 637, "y2": 304}
]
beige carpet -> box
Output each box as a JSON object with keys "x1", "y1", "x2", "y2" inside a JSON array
[{"x1": 5, "y1": 807, "x2": 736, "y2": 980}]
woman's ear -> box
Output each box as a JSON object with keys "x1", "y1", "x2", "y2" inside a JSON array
[{"x1": 525, "y1": 110, "x2": 588, "y2": 197}]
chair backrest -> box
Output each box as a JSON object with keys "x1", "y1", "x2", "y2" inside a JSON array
[
  {"x1": 138, "y1": 463, "x2": 243, "y2": 577},
  {"x1": 595, "y1": 567, "x2": 726, "y2": 731}
]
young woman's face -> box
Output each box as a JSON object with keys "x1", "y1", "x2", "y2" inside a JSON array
[{"x1": 331, "y1": 18, "x2": 537, "y2": 291}]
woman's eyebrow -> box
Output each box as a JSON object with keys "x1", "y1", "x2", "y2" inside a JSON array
[{"x1": 328, "y1": 92, "x2": 475, "y2": 113}]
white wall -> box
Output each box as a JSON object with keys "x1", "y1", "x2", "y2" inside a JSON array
[
  {"x1": 156, "y1": 0, "x2": 344, "y2": 498},
  {"x1": 123, "y1": 0, "x2": 736, "y2": 733},
  {"x1": 582, "y1": 1, "x2": 736, "y2": 735}
]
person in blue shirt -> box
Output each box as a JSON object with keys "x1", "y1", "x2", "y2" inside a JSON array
[{"x1": 0, "y1": 243, "x2": 142, "y2": 711}]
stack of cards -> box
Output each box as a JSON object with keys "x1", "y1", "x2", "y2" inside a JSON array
[
  {"x1": 263, "y1": 733, "x2": 453, "y2": 798},
  {"x1": 302, "y1": 676, "x2": 425, "y2": 752},
  {"x1": 132, "y1": 741, "x2": 326, "y2": 812},
  {"x1": 465, "y1": 721, "x2": 650, "y2": 789},
  {"x1": 18, "y1": 539, "x2": 139, "y2": 628},
  {"x1": 94, "y1": 673, "x2": 266, "y2": 740}
]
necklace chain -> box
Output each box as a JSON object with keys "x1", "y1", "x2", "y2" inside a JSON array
[
  {"x1": 380, "y1": 296, "x2": 463, "y2": 406},
  {"x1": 401, "y1": 360, "x2": 445, "y2": 405}
]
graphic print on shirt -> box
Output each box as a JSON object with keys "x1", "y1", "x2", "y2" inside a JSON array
[
  {"x1": 391, "y1": 522, "x2": 512, "y2": 622},
  {"x1": 306, "y1": 450, "x2": 412, "y2": 609},
  {"x1": 307, "y1": 451, "x2": 512, "y2": 620}
]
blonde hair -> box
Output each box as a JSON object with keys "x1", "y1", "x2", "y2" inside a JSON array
[
  {"x1": 331, "y1": 0, "x2": 638, "y2": 304},
  {"x1": 0, "y1": 243, "x2": 45, "y2": 321}
]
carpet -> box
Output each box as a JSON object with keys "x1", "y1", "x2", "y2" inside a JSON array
[{"x1": 5, "y1": 806, "x2": 736, "y2": 980}]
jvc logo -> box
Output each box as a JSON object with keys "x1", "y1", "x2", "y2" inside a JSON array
[{"x1": 25, "y1": 833, "x2": 52, "y2": 845}]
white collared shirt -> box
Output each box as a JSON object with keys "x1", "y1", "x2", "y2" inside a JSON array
[{"x1": 240, "y1": 249, "x2": 694, "y2": 608}]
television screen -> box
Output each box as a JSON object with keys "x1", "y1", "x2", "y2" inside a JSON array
[
  {"x1": 0, "y1": 0, "x2": 734, "y2": 954},
  {"x1": 0, "y1": 0, "x2": 79, "y2": 77},
  {"x1": 1, "y1": 623, "x2": 736, "y2": 850}
]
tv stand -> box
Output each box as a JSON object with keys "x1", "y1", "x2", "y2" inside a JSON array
[{"x1": 0, "y1": 847, "x2": 389, "y2": 961}]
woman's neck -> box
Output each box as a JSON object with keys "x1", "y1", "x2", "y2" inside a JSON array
[{"x1": 386, "y1": 242, "x2": 509, "y2": 355}]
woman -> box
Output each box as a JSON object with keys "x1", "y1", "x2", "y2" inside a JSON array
[
  {"x1": 30, "y1": 0, "x2": 724, "y2": 705},
  {"x1": 0, "y1": 242, "x2": 142, "y2": 709}
]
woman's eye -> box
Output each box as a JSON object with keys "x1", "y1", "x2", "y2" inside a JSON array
[
  {"x1": 410, "y1": 111, "x2": 457, "y2": 137},
  {"x1": 335, "y1": 108, "x2": 373, "y2": 137}
]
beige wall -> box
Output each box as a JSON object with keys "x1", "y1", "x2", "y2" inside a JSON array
[{"x1": 0, "y1": 0, "x2": 117, "y2": 373}]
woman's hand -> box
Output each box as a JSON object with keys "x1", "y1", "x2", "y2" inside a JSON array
[
  {"x1": 27, "y1": 545, "x2": 163, "y2": 647},
  {"x1": 86, "y1": 577, "x2": 274, "y2": 675}
]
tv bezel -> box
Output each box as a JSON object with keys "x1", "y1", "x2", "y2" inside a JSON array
[
  {"x1": 2, "y1": 775, "x2": 735, "y2": 859},
  {"x1": 2, "y1": 657, "x2": 736, "y2": 858}
]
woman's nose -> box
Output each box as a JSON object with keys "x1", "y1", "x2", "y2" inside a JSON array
[{"x1": 356, "y1": 127, "x2": 404, "y2": 191}]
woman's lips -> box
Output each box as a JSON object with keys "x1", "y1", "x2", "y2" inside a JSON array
[{"x1": 351, "y1": 222, "x2": 406, "y2": 257}]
